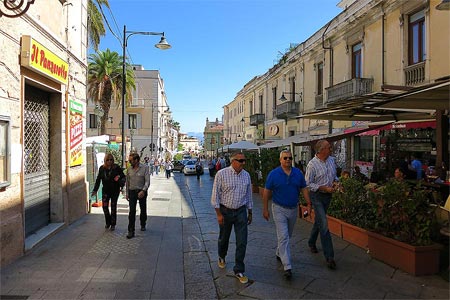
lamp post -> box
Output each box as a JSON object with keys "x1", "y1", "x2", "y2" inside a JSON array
[{"x1": 121, "y1": 25, "x2": 171, "y2": 168}]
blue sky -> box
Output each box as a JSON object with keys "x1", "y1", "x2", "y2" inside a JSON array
[{"x1": 97, "y1": 0, "x2": 342, "y2": 133}]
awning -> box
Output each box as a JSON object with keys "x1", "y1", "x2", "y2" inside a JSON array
[
  {"x1": 378, "y1": 80, "x2": 450, "y2": 110},
  {"x1": 348, "y1": 120, "x2": 436, "y2": 136},
  {"x1": 291, "y1": 123, "x2": 390, "y2": 146},
  {"x1": 259, "y1": 125, "x2": 329, "y2": 149}
]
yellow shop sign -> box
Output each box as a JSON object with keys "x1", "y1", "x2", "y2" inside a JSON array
[{"x1": 21, "y1": 35, "x2": 69, "y2": 85}]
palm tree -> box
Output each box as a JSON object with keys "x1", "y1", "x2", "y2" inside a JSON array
[
  {"x1": 88, "y1": 0, "x2": 109, "y2": 51},
  {"x1": 87, "y1": 49, "x2": 135, "y2": 134}
]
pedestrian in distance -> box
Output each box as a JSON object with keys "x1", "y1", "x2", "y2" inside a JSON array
[
  {"x1": 305, "y1": 139, "x2": 338, "y2": 270},
  {"x1": 164, "y1": 159, "x2": 174, "y2": 179},
  {"x1": 262, "y1": 150, "x2": 311, "y2": 279},
  {"x1": 353, "y1": 166, "x2": 368, "y2": 184},
  {"x1": 91, "y1": 153, "x2": 125, "y2": 231},
  {"x1": 126, "y1": 153, "x2": 150, "y2": 239},
  {"x1": 211, "y1": 152, "x2": 253, "y2": 284},
  {"x1": 195, "y1": 159, "x2": 203, "y2": 180}
]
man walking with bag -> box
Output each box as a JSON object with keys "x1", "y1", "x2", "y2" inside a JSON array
[
  {"x1": 126, "y1": 153, "x2": 150, "y2": 239},
  {"x1": 262, "y1": 150, "x2": 311, "y2": 279}
]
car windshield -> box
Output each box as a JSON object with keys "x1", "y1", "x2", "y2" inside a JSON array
[{"x1": 186, "y1": 161, "x2": 196, "y2": 166}]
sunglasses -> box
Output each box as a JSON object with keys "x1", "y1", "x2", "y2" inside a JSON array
[
  {"x1": 234, "y1": 159, "x2": 246, "y2": 163},
  {"x1": 283, "y1": 157, "x2": 293, "y2": 160},
  {"x1": 106, "y1": 159, "x2": 114, "y2": 162}
]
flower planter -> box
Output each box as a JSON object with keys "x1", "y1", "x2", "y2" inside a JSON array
[
  {"x1": 252, "y1": 184, "x2": 259, "y2": 194},
  {"x1": 367, "y1": 231, "x2": 442, "y2": 276},
  {"x1": 327, "y1": 216, "x2": 343, "y2": 238},
  {"x1": 341, "y1": 221, "x2": 368, "y2": 250}
]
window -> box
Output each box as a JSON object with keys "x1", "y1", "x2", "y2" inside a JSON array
[
  {"x1": 259, "y1": 94, "x2": 263, "y2": 113},
  {"x1": 89, "y1": 114, "x2": 97, "y2": 129},
  {"x1": 249, "y1": 100, "x2": 253, "y2": 115},
  {"x1": 352, "y1": 43, "x2": 362, "y2": 78},
  {"x1": 0, "y1": 116, "x2": 11, "y2": 188},
  {"x1": 290, "y1": 79, "x2": 296, "y2": 102},
  {"x1": 408, "y1": 10, "x2": 425, "y2": 65},
  {"x1": 128, "y1": 114, "x2": 137, "y2": 129},
  {"x1": 272, "y1": 87, "x2": 277, "y2": 110},
  {"x1": 317, "y1": 62, "x2": 323, "y2": 95}
]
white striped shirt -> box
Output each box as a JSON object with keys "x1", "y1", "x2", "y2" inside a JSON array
[
  {"x1": 211, "y1": 166, "x2": 253, "y2": 210},
  {"x1": 305, "y1": 155, "x2": 337, "y2": 192}
]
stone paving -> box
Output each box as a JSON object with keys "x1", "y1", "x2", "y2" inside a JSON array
[{"x1": 1, "y1": 169, "x2": 449, "y2": 299}]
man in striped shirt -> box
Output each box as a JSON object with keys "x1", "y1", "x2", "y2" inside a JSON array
[
  {"x1": 211, "y1": 152, "x2": 253, "y2": 284},
  {"x1": 305, "y1": 140, "x2": 338, "y2": 269}
]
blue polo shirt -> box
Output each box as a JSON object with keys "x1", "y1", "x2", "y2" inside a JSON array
[{"x1": 265, "y1": 166, "x2": 307, "y2": 208}]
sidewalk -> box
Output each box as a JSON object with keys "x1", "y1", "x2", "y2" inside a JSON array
[{"x1": 1, "y1": 170, "x2": 448, "y2": 299}]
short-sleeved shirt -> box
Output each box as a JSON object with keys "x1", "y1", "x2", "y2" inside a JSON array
[
  {"x1": 211, "y1": 166, "x2": 253, "y2": 210},
  {"x1": 265, "y1": 166, "x2": 307, "y2": 208}
]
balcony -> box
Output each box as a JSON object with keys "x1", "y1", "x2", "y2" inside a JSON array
[
  {"x1": 129, "y1": 98, "x2": 145, "y2": 108},
  {"x1": 326, "y1": 78, "x2": 373, "y2": 104},
  {"x1": 404, "y1": 61, "x2": 425, "y2": 86},
  {"x1": 276, "y1": 102, "x2": 299, "y2": 119},
  {"x1": 315, "y1": 94, "x2": 323, "y2": 108},
  {"x1": 249, "y1": 113, "x2": 265, "y2": 126}
]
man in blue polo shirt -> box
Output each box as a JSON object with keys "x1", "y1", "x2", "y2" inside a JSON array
[{"x1": 262, "y1": 150, "x2": 311, "y2": 279}]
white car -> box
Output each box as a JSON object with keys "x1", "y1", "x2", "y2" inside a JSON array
[{"x1": 183, "y1": 160, "x2": 203, "y2": 175}]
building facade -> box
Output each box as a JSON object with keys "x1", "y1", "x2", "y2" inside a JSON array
[
  {"x1": 224, "y1": 0, "x2": 449, "y2": 171},
  {"x1": 0, "y1": 0, "x2": 89, "y2": 265},
  {"x1": 203, "y1": 117, "x2": 224, "y2": 157},
  {"x1": 86, "y1": 66, "x2": 172, "y2": 160}
]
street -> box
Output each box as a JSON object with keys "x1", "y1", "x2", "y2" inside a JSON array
[{"x1": 1, "y1": 169, "x2": 448, "y2": 299}]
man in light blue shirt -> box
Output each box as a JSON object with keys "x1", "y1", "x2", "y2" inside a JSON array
[
  {"x1": 211, "y1": 152, "x2": 252, "y2": 284},
  {"x1": 305, "y1": 140, "x2": 337, "y2": 270}
]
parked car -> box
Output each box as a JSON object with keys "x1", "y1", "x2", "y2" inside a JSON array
[
  {"x1": 183, "y1": 160, "x2": 204, "y2": 176},
  {"x1": 172, "y1": 160, "x2": 185, "y2": 172}
]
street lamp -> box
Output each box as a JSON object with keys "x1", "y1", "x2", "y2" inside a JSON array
[
  {"x1": 121, "y1": 25, "x2": 171, "y2": 168},
  {"x1": 279, "y1": 92, "x2": 302, "y2": 102}
]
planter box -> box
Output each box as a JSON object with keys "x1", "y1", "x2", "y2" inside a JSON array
[
  {"x1": 367, "y1": 231, "x2": 442, "y2": 276},
  {"x1": 341, "y1": 221, "x2": 369, "y2": 250},
  {"x1": 252, "y1": 184, "x2": 259, "y2": 193},
  {"x1": 327, "y1": 216, "x2": 343, "y2": 238}
]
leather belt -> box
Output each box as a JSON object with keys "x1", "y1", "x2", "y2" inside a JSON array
[{"x1": 220, "y1": 204, "x2": 245, "y2": 212}]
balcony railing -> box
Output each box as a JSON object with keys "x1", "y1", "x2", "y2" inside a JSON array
[
  {"x1": 315, "y1": 94, "x2": 323, "y2": 108},
  {"x1": 276, "y1": 102, "x2": 299, "y2": 119},
  {"x1": 404, "y1": 61, "x2": 425, "y2": 86},
  {"x1": 249, "y1": 113, "x2": 265, "y2": 126},
  {"x1": 326, "y1": 78, "x2": 373, "y2": 104},
  {"x1": 129, "y1": 98, "x2": 145, "y2": 108}
]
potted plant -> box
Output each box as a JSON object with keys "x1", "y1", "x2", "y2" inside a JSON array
[
  {"x1": 244, "y1": 151, "x2": 261, "y2": 193},
  {"x1": 366, "y1": 179, "x2": 442, "y2": 275},
  {"x1": 258, "y1": 148, "x2": 280, "y2": 196},
  {"x1": 329, "y1": 177, "x2": 371, "y2": 247}
]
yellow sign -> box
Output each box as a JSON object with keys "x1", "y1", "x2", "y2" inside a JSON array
[
  {"x1": 70, "y1": 100, "x2": 83, "y2": 167},
  {"x1": 21, "y1": 35, "x2": 69, "y2": 85}
]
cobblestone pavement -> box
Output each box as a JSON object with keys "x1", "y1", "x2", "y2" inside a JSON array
[{"x1": 1, "y1": 169, "x2": 448, "y2": 299}]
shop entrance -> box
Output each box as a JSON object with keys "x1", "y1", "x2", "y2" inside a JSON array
[{"x1": 24, "y1": 85, "x2": 50, "y2": 237}]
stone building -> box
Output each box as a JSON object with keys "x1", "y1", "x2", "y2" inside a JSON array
[
  {"x1": 225, "y1": 0, "x2": 449, "y2": 171},
  {"x1": 0, "y1": 0, "x2": 88, "y2": 265}
]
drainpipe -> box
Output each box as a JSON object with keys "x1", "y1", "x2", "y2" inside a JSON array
[
  {"x1": 382, "y1": 8, "x2": 385, "y2": 86},
  {"x1": 322, "y1": 20, "x2": 333, "y2": 134}
]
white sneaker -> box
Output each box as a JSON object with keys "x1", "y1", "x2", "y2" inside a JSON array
[
  {"x1": 235, "y1": 272, "x2": 248, "y2": 284},
  {"x1": 218, "y1": 257, "x2": 226, "y2": 269}
]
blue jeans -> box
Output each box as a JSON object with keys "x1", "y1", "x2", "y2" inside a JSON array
[
  {"x1": 272, "y1": 203, "x2": 298, "y2": 270},
  {"x1": 308, "y1": 192, "x2": 334, "y2": 260},
  {"x1": 218, "y1": 205, "x2": 248, "y2": 274},
  {"x1": 128, "y1": 190, "x2": 147, "y2": 233}
]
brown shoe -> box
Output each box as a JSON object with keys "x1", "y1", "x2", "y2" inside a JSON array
[
  {"x1": 309, "y1": 245, "x2": 318, "y2": 253},
  {"x1": 327, "y1": 258, "x2": 336, "y2": 270}
]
